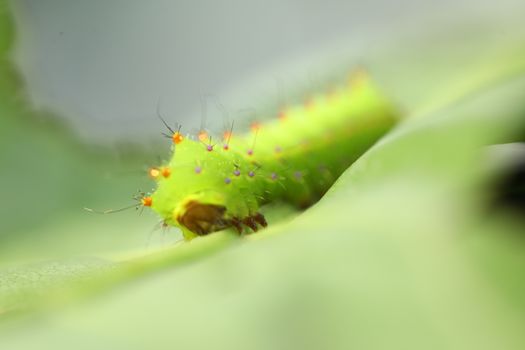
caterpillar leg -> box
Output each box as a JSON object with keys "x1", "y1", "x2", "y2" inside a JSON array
[
  {"x1": 240, "y1": 212, "x2": 267, "y2": 233},
  {"x1": 242, "y1": 216, "x2": 258, "y2": 232},
  {"x1": 229, "y1": 217, "x2": 243, "y2": 233},
  {"x1": 253, "y1": 212, "x2": 268, "y2": 228},
  {"x1": 226, "y1": 212, "x2": 267, "y2": 235}
]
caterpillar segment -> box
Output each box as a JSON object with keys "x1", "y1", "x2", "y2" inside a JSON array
[{"x1": 147, "y1": 73, "x2": 399, "y2": 240}]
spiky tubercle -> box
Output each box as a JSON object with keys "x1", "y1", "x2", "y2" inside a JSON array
[{"x1": 149, "y1": 73, "x2": 399, "y2": 240}]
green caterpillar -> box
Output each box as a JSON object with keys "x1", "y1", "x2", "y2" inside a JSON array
[{"x1": 144, "y1": 72, "x2": 399, "y2": 240}]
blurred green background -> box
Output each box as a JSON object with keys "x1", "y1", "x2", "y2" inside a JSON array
[{"x1": 1, "y1": 1, "x2": 525, "y2": 349}]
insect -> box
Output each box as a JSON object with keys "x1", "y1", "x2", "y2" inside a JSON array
[{"x1": 144, "y1": 71, "x2": 399, "y2": 240}]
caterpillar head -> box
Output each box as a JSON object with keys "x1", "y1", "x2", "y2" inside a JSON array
[{"x1": 148, "y1": 139, "x2": 265, "y2": 240}]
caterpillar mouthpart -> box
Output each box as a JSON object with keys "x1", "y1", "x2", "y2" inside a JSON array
[{"x1": 176, "y1": 200, "x2": 229, "y2": 236}]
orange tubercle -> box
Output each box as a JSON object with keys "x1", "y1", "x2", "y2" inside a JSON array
[
  {"x1": 250, "y1": 122, "x2": 261, "y2": 132},
  {"x1": 161, "y1": 167, "x2": 171, "y2": 178},
  {"x1": 148, "y1": 167, "x2": 161, "y2": 179},
  {"x1": 348, "y1": 67, "x2": 368, "y2": 88},
  {"x1": 305, "y1": 98, "x2": 315, "y2": 111},
  {"x1": 327, "y1": 86, "x2": 339, "y2": 101},
  {"x1": 198, "y1": 130, "x2": 208, "y2": 142},
  {"x1": 142, "y1": 196, "x2": 153, "y2": 207},
  {"x1": 223, "y1": 130, "x2": 233, "y2": 141},
  {"x1": 172, "y1": 132, "x2": 184, "y2": 144}
]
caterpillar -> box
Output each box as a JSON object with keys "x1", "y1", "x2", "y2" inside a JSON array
[{"x1": 143, "y1": 71, "x2": 399, "y2": 240}]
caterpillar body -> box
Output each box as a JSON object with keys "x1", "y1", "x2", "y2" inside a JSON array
[{"x1": 146, "y1": 72, "x2": 399, "y2": 240}]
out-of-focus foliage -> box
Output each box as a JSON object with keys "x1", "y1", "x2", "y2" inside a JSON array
[
  {"x1": 1, "y1": 1, "x2": 525, "y2": 349},
  {"x1": 0, "y1": 1, "x2": 13, "y2": 55},
  {"x1": 0, "y1": 2, "x2": 165, "y2": 266}
]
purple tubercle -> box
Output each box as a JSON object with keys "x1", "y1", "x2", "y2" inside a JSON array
[
  {"x1": 206, "y1": 145, "x2": 213, "y2": 152},
  {"x1": 224, "y1": 177, "x2": 231, "y2": 184},
  {"x1": 233, "y1": 169, "x2": 241, "y2": 176},
  {"x1": 271, "y1": 172, "x2": 278, "y2": 180},
  {"x1": 247, "y1": 149, "x2": 253, "y2": 156},
  {"x1": 194, "y1": 166, "x2": 202, "y2": 174},
  {"x1": 248, "y1": 171, "x2": 255, "y2": 177}
]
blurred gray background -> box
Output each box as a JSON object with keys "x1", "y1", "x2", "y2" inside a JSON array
[{"x1": 9, "y1": 0, "x2": 525, "y2": 142}]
